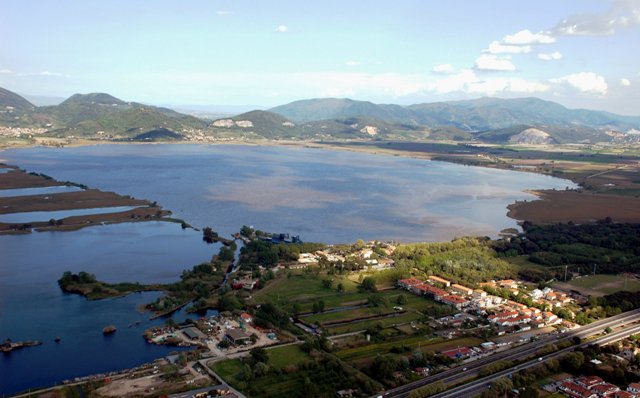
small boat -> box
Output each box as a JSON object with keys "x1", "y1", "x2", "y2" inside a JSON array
[
  {"x1": 54, "y1": 337, "x2": 61, "y2": 343},
  {"x1": 103, "y1": 325, "x2": 117, "y2": 335}
]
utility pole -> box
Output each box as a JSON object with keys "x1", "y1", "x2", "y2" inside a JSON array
[
  {"x1": 564, "y1": 265, "x2": 568, "y2": 282},
  {"x1": 593, "y1": 263, "x2": 596, "y2": 276}
]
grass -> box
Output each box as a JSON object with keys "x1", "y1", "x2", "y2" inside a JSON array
[
  {"x1": 303, "y1": 306, "x2": 392, "y2": 324},
  {"x1": 250, "y1": 273, "x2": 363, "y2": 310},
  {"x1": 267, "y1": 345, "x2": 310, "y2": 369},
  {"x1": 211, "y1": 349, "x2": 382, "y2": 398},
  {"x1": 211, "y1": 358, "x2": 243, "y2": 381},
  {"x1": 336, "y1": 336, "x2": 483, "y2": 362},
  {"x1": 563, "y1": 274, "x2": 640, "y2": 294},
  {"x1": 325, "y1": 311, "x2": 425, "y2": 335}
]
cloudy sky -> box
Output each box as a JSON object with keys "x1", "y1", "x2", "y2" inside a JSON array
[{"x1": 1, "y1": 0, "x2": 639, "y2": 114}]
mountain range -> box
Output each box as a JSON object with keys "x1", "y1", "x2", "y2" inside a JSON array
[{"x1": 1, "y1": 86, "x2": 639, "y2": 144}]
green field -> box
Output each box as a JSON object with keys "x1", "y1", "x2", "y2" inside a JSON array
[
  {"x1": 336, "y1": 336, "x2": 482, "y2": 362},
  {"x1": 249, "y1": 273, "x2": 367, "y2": 311},
  {"x1": 267, "y1": 344, "x2": 310, "y2": 369},
  {"x1": 325, "y1": 311, "x2": 425, "y2": 335},
  {"x1": 561, "y1": 274, "x2": 640, "y2": 295},
  {"x1": 211, "y1": 345, "x2": 381, "y2": 398}
]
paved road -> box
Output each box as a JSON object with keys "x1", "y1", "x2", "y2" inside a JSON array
[
  {"x1": 432, "y1": 323, "x2": 640, "y2": 398},
  {"x1": 374, "y1": 308, "x2": 640, "y2": 398}
]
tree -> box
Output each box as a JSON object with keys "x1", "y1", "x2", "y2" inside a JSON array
[
  {"x1": 396, "y1": 294, "x2": 408, "y2": 305},
  {"x1": 336, "y1": 282, "x2": 344, "y2": 293},
  {"x1": 322, "y1": 279, "x2": 333, "y2": 289},
  {"x1": 250, "y1": 347, "x2": 269, "y2": 364},
  {"x1": 218, "y1": 246, "x2": 235, "y2": 262},
  {"x1": 561, "y1": 351, "x2": 585, "y2": 372},
  {"x1": 361, "y1": 277, "x2": 377, "y2": 292},
  {"x1": 490, "y1": 378, "x2": 514, "y2": 396},
  {"x1": 203, "y1": 227, "x2": 218, "y2": 243}
]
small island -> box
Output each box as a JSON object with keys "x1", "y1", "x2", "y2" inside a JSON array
[
  {"x1": 1, "y1": 338, "x2": 42, "y2": 353},
  {"x1": 58, "y1": 271, "x2": 162, "y2": 300}
]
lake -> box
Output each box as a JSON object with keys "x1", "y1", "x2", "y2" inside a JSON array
[
  {"x1": 0, "y1": 143, "x2": 575, "y2": 394},
  {"x1": 0, "y1": 185, "x2": 83, "y2": 198},
  {"x1": 0, "y1": 144, "x2": 575, "y2": 243},
  {"x1": 0, "y1": 221, "x2": 219, "y2": 395}
]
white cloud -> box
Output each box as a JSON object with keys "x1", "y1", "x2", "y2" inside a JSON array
[
  {"x1": 502, "y1": 29, "x2": 556, "y2": 45},
  {"x1": 466, "y1": 78, "x2": 550, "y2": 96},
  {"x1": 553, "y1": 0, "x2": 640, "y2": 36},
  {"x1": 215, "y1": 10, "x2": 234, "y2": 16},
  {"x1": 275, "y1": 25, "x2": 288, "y2": 33},
  {"x1": 0, "y1": 69, "x2": 11, "y2": 74},
  {"x1": 620, "y1": 78, "x2": 631, "y2": 86},
  {"x1": 474, "y1": 54, "x2": 516, "y2": 71},
  {"x1": 551, "y1": 72, "x2": 608, "y2": 95},
  {"x1": 537, "y1": 51, "x2": 563, "y2": 61},
  {"x1": 429, "y1": 70, "x2": 478, "y2": 94},
  {"x1": 39, "y1": 71, "x2": 70, "y2": 78},
  {"x1": 432, "y1": 64, "x2": 455, "y2": 74},
  {"x1": 427, "y1": 69, "x2": 549, "y2": 95},
  {"x1": 345, "y1": 60, "x2": 361, "y2": 67},
  {"x1": 485, "y1": 41, "x2": 531, "y2": 54}
]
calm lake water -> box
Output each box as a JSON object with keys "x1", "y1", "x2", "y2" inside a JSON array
[
  {"x1": 0, "y1": 205, "x2": 143, "y2": 223},
  {"x1": 0, "y1": 144, "x2": 575, "y2": 394},
  {"x1": 0, "y1": 144, "x2": 575, "y2": 243},
  {"x1": 0, "y1": 221, "x2": 219, "y2": 395},
  {"x1": 0, "y1": 185, "x2": 83, "y2": 198}
]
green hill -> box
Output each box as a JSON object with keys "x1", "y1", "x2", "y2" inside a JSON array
[
  {"x1": 271, "y1": 97, "x2": 640, "y2": 133},
  {"x1": 210, "y1": 110, "x2": 429, "y2": 140},
  {"x1": 0, "y1": 87, "x2": 36, "y2": 111}
]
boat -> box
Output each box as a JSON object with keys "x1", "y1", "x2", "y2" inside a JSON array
[{"x1": 103, "y1": 325, "x2": 117, "y2": 335}]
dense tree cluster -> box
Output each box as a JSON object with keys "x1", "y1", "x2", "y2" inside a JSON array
[
  {"x1": 239, "y1": 240, "x2": 325, "y2": 270},
  {"x1": 393, "y1": 237, "x2": 514, "y2": 284},
  {"x1": 494, "y1": 222, "x2": 640, "y2": 276}
]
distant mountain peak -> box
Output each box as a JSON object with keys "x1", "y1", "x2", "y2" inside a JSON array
[{"x1": 61, "y1": 93, "x2": 126, "y2": 106}]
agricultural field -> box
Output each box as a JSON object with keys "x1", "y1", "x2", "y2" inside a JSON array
[
  {"x1": 210, "y1": 344, "x2": 381, "y2": 398},
  {"x1": 249, "y1": 272, "x2": 368, "y2": 311},
  {"x1": 555, "y1": 274, "x2": 640, "y2": 296}
]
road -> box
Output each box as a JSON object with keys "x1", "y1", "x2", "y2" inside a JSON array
[
  {"x1": 375, "y1": 308, "x2": 640, "y2": 398},
  {"x1": 431, "y1": 323, "x2": 640, "y2": 398}
]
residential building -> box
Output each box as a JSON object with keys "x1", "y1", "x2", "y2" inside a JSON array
[
  {"x1": 559, "y1": 381, "x2": 597, "y2": 398},
  {"x1": 428, "y1": 275, "x2": 451, "y2": 287},
  {"x1": 225, "y1": 328, "x2": 251, "y2": 345},
  {"x1": 398, "y1": 278, "x2": 423, "y2": 289},
  {"x1": 451, "y1": 284, "x2": 473, "y2": 296},
  {"x1": 441, "y1": 346, "x2": 473, "y2": 360},
  {"x1": 441, "y1": 294, "x2": 470, "y2": 310}
]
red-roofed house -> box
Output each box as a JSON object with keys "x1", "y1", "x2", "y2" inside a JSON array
[
  {"x1": 627, "y1": 382, "x2": 640, "y2": 394},
  {"x1": 488, "y1": 311, "x2": 519, "y2": 323},
  {"x1": 441, "y1": 346, "x2": 473, "y2": 360},
  {"x1": 414, "y1": 284, "x2": 448, "y2": 300},
  {"x1": 575, "y1": 376, "x2": 605, "y2": 389},
  {"x1": 441, "y1": 294, "x2": 470, "y2": 310},
  {"x1": 398, "y1": 278, "x2": 423, "y2": 289},
  {"x1": 613, "y1": 391, "x2": 634, "y2": 398},
  {"x1": 240, "y1": 313, "x2": 252, "y2": 324},
  {"x1": 590, "y1": 383, "x2": 619, "y2": 396},
  {"x1": 559, "y1": 381, "x2": 598, "y2": 398}
]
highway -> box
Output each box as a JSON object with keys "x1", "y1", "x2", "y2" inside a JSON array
[
  {"x1": 431, "y1": 323, "x2": 640, "y2": 398},
  {"x1": 375, "y1": 308, "x2": 640, "y2": 398}
]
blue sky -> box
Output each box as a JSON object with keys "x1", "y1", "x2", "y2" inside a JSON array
[{"x1": 1, "y1": 0, "x2": 639, "y2": 114}]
